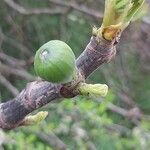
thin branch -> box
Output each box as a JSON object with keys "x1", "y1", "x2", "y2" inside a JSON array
[
  {"x1": 0, "y1": 63, "x2": 36, "y2": 81},
  {"x1": 0, "y1": 28, "x2": 31, "y2": 55},
  {"x1": 103, "y1": 123, "x2": 131, "y2": 136},
  {"x1": 4, "y1": 0, "x2": 66, "y2": 15},
  {"x1": 28, "y1": 130, "x2": 67, "y2": 150},
  {"x1": 107, "y1": 103, "x2": 128, "y2": 117},
  {"x1": 107, "y1": 103, "x2": 142, "y2": 125},
  {"x1": 0, "y1": 73, "x2": 19, "y2": 97},
  {"x1": 49, "y1": 0, "x2": 103, "y2": 18},
  {"x1": 0, "y1": 51, "x2": 34, "y2": 68},
  {"x1": 0, "y1": 52, "x2": 26, "y2": 68}
]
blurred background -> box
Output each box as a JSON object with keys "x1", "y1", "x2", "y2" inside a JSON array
[{"x1": 0, "y1": 0, "x2": 150, "y2": 149}]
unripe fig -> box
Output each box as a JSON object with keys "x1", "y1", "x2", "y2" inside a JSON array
[{"x1": 34, "y1": 40, "x2": 76, "y2": 83}]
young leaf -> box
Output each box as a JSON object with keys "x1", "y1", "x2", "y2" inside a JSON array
[
  {"x1": 102, "y1": 0, "x2": 131, "y2": 27},
  {"x1": 102, "y1": 0, "x2": 145, "y2": 30},
  {"x1": 125, "y1": 0, "x2": 145, "y2": 22}
]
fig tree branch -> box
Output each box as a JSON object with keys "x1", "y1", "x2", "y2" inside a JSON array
[
  {"x1": 0, "y1": 0, "x2": 145, "y2": 129},
  {"x1": 0, "y1": 34, "x2": 117, "y2": 129}
]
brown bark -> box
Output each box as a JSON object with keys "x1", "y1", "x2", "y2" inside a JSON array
[
  {"x1": 0, "y1": 35, "x2": 117, "y2": 129},
  {"x1": 76, "y1": 36, "x2": 116, "y2": 78}
]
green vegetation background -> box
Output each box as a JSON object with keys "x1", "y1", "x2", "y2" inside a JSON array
[{"x1": 0, "y1": 0, "x2": 150, "y2": 149}]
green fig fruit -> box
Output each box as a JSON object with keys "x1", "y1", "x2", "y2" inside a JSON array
[{"x1": 34, "y1": 40, "x2": 76, "y2": 83}]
